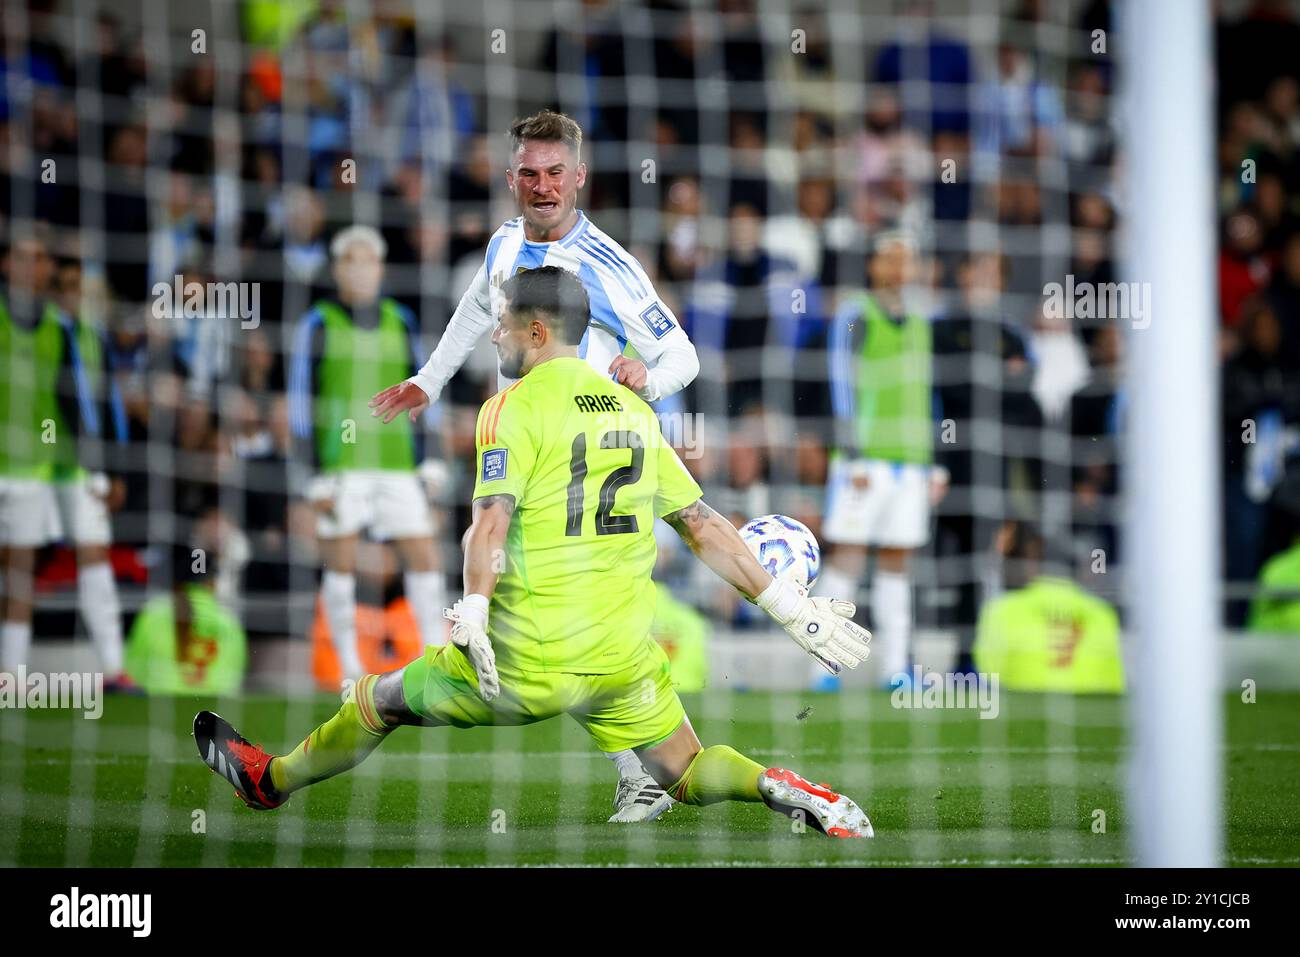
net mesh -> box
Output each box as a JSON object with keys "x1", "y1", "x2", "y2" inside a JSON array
[{"x1": 0, "y1": 0, "x2": 1276, "y2": 867}]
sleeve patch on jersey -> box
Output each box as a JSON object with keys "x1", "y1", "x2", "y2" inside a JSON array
[
  {"x1": 640, "y1": 302, "x2": 675, "y2": 339},
  {"x1": 481, "y1": 448, "x2": 508, "y2": 482}
]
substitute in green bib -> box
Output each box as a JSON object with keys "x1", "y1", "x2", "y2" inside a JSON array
[
  {"x1": 818, "y1": 231, "x2": 948, "y2": 691},
  {"x1": 49, "y1": 255, "x2": 132, "y2": 689},
  {"x1": 288, "y1": 226, "x2": 450, "y2": 683},
  {"x1": 1, "y1": 235, "x2": 129, "y2": 685}
]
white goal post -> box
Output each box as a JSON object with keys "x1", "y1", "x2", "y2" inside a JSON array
[{"x1": 1123, "y1": 0, "x2": 1223, "y2": 868}]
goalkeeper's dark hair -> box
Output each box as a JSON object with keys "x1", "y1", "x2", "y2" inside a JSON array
[{"x1": 501, "y1": 265, "x2": 591, "y2": 345}]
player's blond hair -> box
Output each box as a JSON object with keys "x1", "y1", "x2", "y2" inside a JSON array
[{"x1": 508, "y1": 110, "x2": 583, "y2": 159}]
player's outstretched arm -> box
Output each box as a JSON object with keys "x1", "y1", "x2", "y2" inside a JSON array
[
  {"x1": 664, "y1": 498, "x2": 872, "y2": 675},
  {"x1": 444, "y1": 494, "x2": 515, "y2": 701},
  {"x1": 370, "y1": 263, "x2": 494, "y2": 421},
  {"x1": 368, "y1": 380, "x2": 429, "y2": 424},
  {"x1": 663, "y1": 499, "x2": 771, "y2": 599}
]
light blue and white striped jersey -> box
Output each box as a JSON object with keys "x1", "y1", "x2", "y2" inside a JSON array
[{"x1": 411, "y1": 210, "x2": 698, "y2": 402}]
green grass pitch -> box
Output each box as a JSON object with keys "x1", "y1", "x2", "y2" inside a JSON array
[{"x1": 2, "y1": 689, "x2": 1297, "y2": 866}]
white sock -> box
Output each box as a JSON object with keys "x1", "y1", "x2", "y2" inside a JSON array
[
  {"x1": 404, "y1": 569, "x2": 447, "y2": 647},
  {"x1": 872, "y1": 570, "x2": 913, "y2": 683},
  {"x1": 1, "y1": 620, "x2": 33, "y2": 671},
  {"x1": 814, "y1": 564, "x2": 860, "y2": 603},
  {"x1": 78, "y1": 562, "x2": 124, "y2": 676},
  {"x1": 321, "y1": 570, "x2": 364, "y2": 678},
  {"x1": 810, "y1": 565, "x2": 859, "y2": 682},
  {"x1": 606, "y1": 749, "x2": 647, "y2": 780}
]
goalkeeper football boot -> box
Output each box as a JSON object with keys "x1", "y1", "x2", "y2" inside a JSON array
[
  {"x1": 193, "y1": 710, "x2": 287, "y2": 810},
  {"x1": 758, "y1": 767, "x2": 873, "y2": 838},
  {"x1": 608, "y1": 773, "x2": 674, "y2": 823}
]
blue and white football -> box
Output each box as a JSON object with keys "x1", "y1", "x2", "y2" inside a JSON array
[{"x1": 739, "y1": 514, "x2": 821, "y2": 588}]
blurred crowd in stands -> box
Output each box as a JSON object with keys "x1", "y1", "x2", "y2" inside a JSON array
[{"x1": 0, "y1": 0, "x2": 1297, "y2": 647}]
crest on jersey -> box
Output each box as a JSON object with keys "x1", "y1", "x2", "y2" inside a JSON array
[
  {"x1": 639, "y1": 302, "x2": 675, "y2": 339},
  {"x1": 481, "y1": 448, "x2": 508, "y2": 482}
]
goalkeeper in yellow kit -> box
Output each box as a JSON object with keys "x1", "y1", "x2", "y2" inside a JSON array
[{"x1": 194, "y1": 266, "x2": 874, "y2": 838}]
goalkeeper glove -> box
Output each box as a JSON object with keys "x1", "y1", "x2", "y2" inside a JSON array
[
  {"x1": 756, "y1": 577, "x2": 872, "y2": 676},
  {"x1": 443, "y1": 594, "x2": 500, "y2": 702}
]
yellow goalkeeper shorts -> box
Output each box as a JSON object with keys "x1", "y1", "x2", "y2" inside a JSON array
[{"x1": 400, "y1": 637, "x2": 685, "y2": 753}]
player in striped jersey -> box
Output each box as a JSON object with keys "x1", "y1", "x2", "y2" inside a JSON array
[{"x1": 369, "y1": 110, "x2": 700, "y2": 823}]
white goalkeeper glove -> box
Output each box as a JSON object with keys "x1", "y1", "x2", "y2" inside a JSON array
[
  {"x1": 443, "y1": 594, "x2": 500, "y2": 702},
  {"x1": 756, "y1": 578, "x2": 872, "y2": 676}
]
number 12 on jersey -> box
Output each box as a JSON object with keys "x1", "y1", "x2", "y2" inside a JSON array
[{"x1": 566, "y1": 431, "x2": 644, "y2": 536}]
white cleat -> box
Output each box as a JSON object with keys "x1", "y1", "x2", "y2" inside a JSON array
[
  {"x1": 758, "y1": 767, "x2": 874, "y2": 838},
  {"x1": 608, "y1": 774, "x2": 674, "y2": 823}
]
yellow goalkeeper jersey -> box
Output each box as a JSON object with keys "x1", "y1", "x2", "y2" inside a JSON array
[{"x1": 472, "y1": 356, "x2": 702, "y2": 674}]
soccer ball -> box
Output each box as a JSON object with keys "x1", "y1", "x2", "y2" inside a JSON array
[{"x1": 740, "y1": 514, "x2": 821, "y2": 588}]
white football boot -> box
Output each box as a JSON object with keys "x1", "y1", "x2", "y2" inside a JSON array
[
  {"x1": 608, "y1": 773, "x2": 674, "y2": 823},
  {"x1": 757, "y1": 767, "x2": 874, "y2": 838}
]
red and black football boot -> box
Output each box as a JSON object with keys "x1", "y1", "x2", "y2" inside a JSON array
[
  {"x1": 193, "y1": 710, "x2": 287, "y2": 810},
  {"x1": 757, "y1": 767, "x2": 873, "y2": 838}
]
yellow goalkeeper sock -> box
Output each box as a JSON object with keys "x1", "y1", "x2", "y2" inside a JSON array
[
  {"x1": 668, "y1": 745, "x2": 765, "y2": 806},
  {"x1": 270, "y1": 674, "x2": 392, "y2": 794}
]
